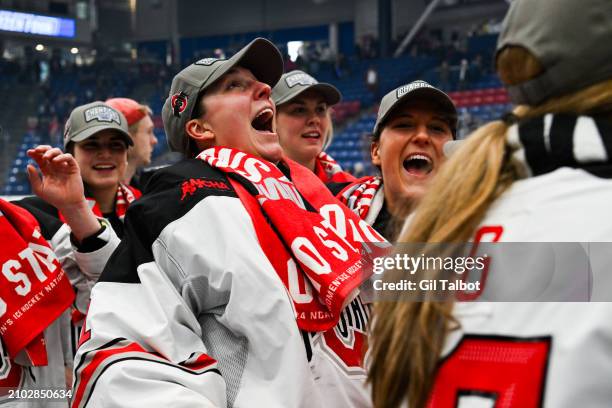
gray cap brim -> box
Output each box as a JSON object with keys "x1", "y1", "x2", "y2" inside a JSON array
[
  {"x1": 374, "y1": 85, "x2": 458, "y2": 136},
  {"x1": 163, "y1": 38, "x2": 283, "y2": 154},
  {"x1": 275, "y1": 82, "x2": 341, "y2": 106},
  {"x1": 68, "y1": 125, "x2": 133, "y2": 147},
  {"x1": 205, "y1": 39, "x2": 283, "y2": 95}
]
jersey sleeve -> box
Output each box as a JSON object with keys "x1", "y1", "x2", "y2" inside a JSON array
[
  {"x1": 14, "y1": 196, "x2": 120, "y2": 283},
  {"x1": 71, "y1": 176, "x2": 228, "y2": 408},
  {"x1": 71, "y1": 264, "x2": 226, "y2": 408},
  {"x1": 71, "y1": 221, "x2": 121, "y2": 282}
]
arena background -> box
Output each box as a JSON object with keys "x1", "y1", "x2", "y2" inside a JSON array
[{"x1": 0, "y1": 0, "x2": 511, "y2": 199}]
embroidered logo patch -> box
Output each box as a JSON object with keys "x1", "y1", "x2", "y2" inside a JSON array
[
  {"x1": 396, "y1": 81, "x2": 432, "y2": 99},
  {"x1": 171, "y1": 92, "x2": 188, "y2": 117},
  {"x1": 180, "y1": 178, "x2": 230, "y2": 200},
  {"x1": 84, "y1": 106, "x2": 121, "y2": 124},
  {"x1": 194, "y1": 58, "x2": 223, "y2": 66},
  {"x1": 285, "y1": 72, "x2": 318, "y2": 88}
]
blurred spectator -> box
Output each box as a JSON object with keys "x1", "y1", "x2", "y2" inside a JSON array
[
  {"x1": 365, "y1": 65, "x2": 379, "y2": 95},
  {"x1": 471, "y1": 54, "x2": 484, "y2": 82},
  {"x1": 334, "y1": 53, "x2": 349, "y2": 79},
  {"x1": 105, "y1": 98, "x2": 157, "y2": 189},
  {"x1": 48, "y1": 115, "x2": 61, "y2": 147},
  {"x1": 284, "y1": 54, "x2": 297, "y2": 72},
  {"x1": 438, "y1": 60, "x2": 450, "y2": 91},
  {"x1": 358, "y1": 34, "x2": 379, "y2": 59},
  {"x1": 458, "y1": 58, "x2": 469, "y2": 90}
]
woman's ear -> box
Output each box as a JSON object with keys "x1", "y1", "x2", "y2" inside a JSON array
[
  {"x1": 371, "y1": 140, "x2": 381, "y2": 166},
  {"x1": 185, "y1": 118, "x2": 215, "y2": 147}
]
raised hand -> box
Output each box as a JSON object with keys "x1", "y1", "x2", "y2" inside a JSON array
[
  {"x1": 27, "y1": 145, "x2": 101, "y2": 241},
  {"x1": 27, "y1": 145, "x2": 85, "y2": 209}
]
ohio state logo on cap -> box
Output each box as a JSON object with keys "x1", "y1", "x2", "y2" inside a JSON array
[{"x1": 171, "y1": 92, "x2": 188, "y2": 117}]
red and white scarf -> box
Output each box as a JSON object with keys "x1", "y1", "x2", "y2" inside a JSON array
[
  {"x1": 60, "y1": 183, "x2": 141, "y2": 223},
  {"x1": 89, "y1": 183, "x2": 141, "y2": 219},
  {"x1": 199, "y1": 147, "x2": 388, "y2": 332},
  {"x1": 314, "y1": 151, "x2": 357, "y2": 184},
  {"x1": 0, "y1": 200, "x2": 75, "y2": 366},
  {"x1": 337, "y1": 176, "x2": 384, "y2": 221},
  {"x1": 110, "y1": 183, "x2": 141, "y2": 219}
]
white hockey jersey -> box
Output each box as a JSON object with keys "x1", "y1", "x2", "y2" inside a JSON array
[
  {"x1": 0, "y1": 203, "x2": 118, "y2": 408},
  {"x1": 72, "y1": 159, "x2": 374, "y2": 408},
  {"x1": 428, "y1": 114, "x2": 612, "y2": 407}
]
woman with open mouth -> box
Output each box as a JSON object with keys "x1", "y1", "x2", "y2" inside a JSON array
[
  {"x1": 272, "y1": 69, "x2": 356, "y2": 183},
  {"x1": 330, "y1": 80, "x2": 457, "y2": 240},
  {"x1": 370, "y1": 0, "x2": 612, "y2": 406}
]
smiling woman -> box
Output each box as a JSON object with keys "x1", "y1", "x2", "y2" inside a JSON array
[
  {"x1": 72, "y1": 132, "x2": 129, "y2": 198},
  {"x1": 371, "y1": 97, "x2": 455, "y2": 215},
  {"x1": 331, "y1": 80, "x2": 457, "y2": 239},
  {"x1": 273, "y1": 70, "x2": 356, "y2": 183},
  {"x1": 19, "y1": 101, "x2": 140, "y2": 239}
]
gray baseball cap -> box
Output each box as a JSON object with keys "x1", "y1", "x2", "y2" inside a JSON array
[
  {"x1": 373, "y1": 80, "x2": 458, "y2": 137},
  {"x1": 272, "y1": 70, "x2": 341, "y2": 107},
  {"x1": 162, "y1": 37, "x2": 284, "y2": 154},
  {"x1": 63, "y1": 101, "x2": 132, "y2": 149},
  {"x1": 497, "y1": 0, "x2": 612, "y2": 106}
]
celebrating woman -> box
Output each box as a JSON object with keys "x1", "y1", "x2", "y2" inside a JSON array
[
  {"x1": 369, "y1": 0, "x2": 612, "y2": 406},
  {"x1": 21, "y1": 101, "x2": 140, "y2": 239},
  {"x1": 331, "y1": 80, "x2": 457, "y2": 239},
  {"x1": 273, "y1": 69, "x2": 355, "y2": 183}
]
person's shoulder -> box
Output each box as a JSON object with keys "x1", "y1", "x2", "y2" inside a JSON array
[
  {"x1": 125, "y1": 158, "x2": 238, "y2": 233},
  {"x1": 143, "y1": 159, "x2": 234, "y2": 195},
  {"x1": 101, "y1": 160, "x2": 240, "y2": 284},
  {"x1": 13, "y1": 196, "x2": 59, "y2": 219},
  {"x1": 11, "y1": 197, "x2": 63, "y2": 241}
]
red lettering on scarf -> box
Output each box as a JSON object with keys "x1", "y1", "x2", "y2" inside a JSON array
[{"x1": 199, "y1": 147, "x2": 390, "y2": 332}]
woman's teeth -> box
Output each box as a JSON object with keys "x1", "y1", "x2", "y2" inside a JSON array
[
  {"x1": 403, "y1": 154, "x2": 433, "y2": 175},
  {"x1": 302, "y1": 132, "x2": 320, "y2": 139}
]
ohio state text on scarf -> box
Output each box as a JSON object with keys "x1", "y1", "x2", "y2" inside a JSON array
[
  {"x1": 0, "y1": 200, "x2": 74, "y2": 366},
  {"x1": 199, "y1": 147, "x2": 388, "y2": 332}
]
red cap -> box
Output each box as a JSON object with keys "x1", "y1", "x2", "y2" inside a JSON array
[{"x1": 105, "y1": 98, "x2": 148, "y2": 126}]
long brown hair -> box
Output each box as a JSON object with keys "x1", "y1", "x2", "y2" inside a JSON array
[{"x1": 368, "y1": 47, "x2": 612, "y2": 408}]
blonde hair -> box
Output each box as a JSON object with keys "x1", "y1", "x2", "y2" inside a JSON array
[
  {"x1": 323, "y1": 109, "x2": 335, "y2": 150},
  {"x1": 368, "y1": 47, "x2": 612, "y2": 408}
]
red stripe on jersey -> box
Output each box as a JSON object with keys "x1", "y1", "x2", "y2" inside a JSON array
[
  {"x1": 72, "y1": 341, "x2": 157, "y2": 408},
  {"x1": 182, "y1": 352, "x2": 217, "y2": 371},
  {"x1": 73, "y1": 341, "x2": 218, "y2": 408}
]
